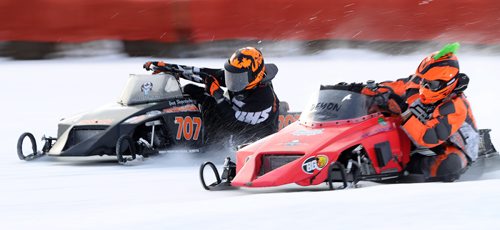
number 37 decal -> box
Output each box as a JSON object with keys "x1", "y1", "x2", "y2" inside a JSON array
[{"x1": 174, "y1": 116, "x2": 202, "y2": 141}]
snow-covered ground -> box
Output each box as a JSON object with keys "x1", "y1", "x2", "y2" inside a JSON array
[{"x1": 1, "y1": 49, "x2": 500, "y2": 229}]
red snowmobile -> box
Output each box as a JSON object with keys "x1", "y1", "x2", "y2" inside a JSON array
[{"x1": 200, "y1": 84, "x2": 498, "y2": 190}]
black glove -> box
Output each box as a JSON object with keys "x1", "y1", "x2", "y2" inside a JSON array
[
  {"x1": 204, "y1": 76, "x2": 224, "y2": 101},
  {"x1": 143, "y1": 61, "x2": 184, "y2": 75},
  {"x1": 143, "y1": 61, "x2": 202, "y2": 81},
  {"x1": 349, "y1": 82, "x2": 366, "y2": 93},
  {"x1": 408, "y1": 99, "x2": 435, "y2": 123}
]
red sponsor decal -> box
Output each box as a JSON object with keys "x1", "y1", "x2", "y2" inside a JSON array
[
  {"x1": 163, "y1": 104, "x2": 199, "y2": 113},
  {"x1": 278, "y1": 114, "x2": 300, "y2": 130}
]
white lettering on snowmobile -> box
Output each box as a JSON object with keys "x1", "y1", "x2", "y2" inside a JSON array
[
  {"x1": 304, "y1": 161, "x2": 318, "y2": 173},
  {"x1": 235, "y1": 106, "x2": 272, "y2": 125},
  {"x1": 342, "y1": 94, "x2": 352, "y2": 102},
  {"x1": 302, "y1": 155, "x2": 328, "y2": 174},
  {"x1": 175, "y1": 99, "x2": 195, "y2": 105},
  {"x1": 293, "y1": 129, "x2": 324, "y2": 136}
]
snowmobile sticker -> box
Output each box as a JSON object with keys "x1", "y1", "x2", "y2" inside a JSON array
[
  {"x1": 278, "y1": 114, "x2": 300, "y2": 130},
  {"x1": 284, "y1": 139, "x2": 301, "y2": 146},
  {"x1": 302, "y1": 155, "x2": 329, "y2": 174},
  {"x1": 341, "y1": 94, "x2": 352, "y2": 102},
  {"x1": 146, "y1": 110, "x2": 162, "y2": 117},
  {"x1": 171, "y1": 98, "x2": 195, "y2": 106},
  {"x1": 174, "y1": 116, "x2": 202, "y2": 141},
  {"x1": 141, "y1": 82, "x2": 153, "y2": 95},
  {"x1": 309, "y1": 102, "x2": 342, "y2": 112},
  {"x1": 124, "y1": 105, "x2": 200, "y2": 124},
  {"x1": 163, "y1": 104, "x2": 199, "y2": 113},
  {"x1": 293, "y1": 129, "x2": 324, "y2": 136},
  {"x1": 361, "y1": 126, "x2": 392, "y2": 138},
  {"x1": 377, "y1": 117, "x2": 388, "y2": 126},
  {"x1": 78, "y1": 119, "x2": 113, "y2": 125}
]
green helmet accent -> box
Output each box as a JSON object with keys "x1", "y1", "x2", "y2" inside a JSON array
[{"x1": 433, "y1": 42, "x2": 460, "y2": 60}]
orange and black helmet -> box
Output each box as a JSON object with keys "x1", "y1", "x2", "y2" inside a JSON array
[
  {"x1": 416, "y1": 43, "x2": 460, "y2": 104},
  {"x1": 223, "y1": 47, "x2": 266, "y2": 92}
]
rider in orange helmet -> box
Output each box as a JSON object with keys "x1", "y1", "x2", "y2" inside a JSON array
[
  {"x1": 400, "y1": 43, "x2": 479, "y2": 182},
  {"x1": 361, "y1": 43, "x2": 479, "y2": 181},
  {"x1": 144, "y1": 47, "x2": 280, "y2": 146}
]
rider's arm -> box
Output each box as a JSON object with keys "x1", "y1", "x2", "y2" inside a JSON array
[
  {"x1": 199, "y1": 68, "x2": 226, "y2": 87},
  {"x1": 401, "y1": 97, "x2": 467, "y2": 148}
]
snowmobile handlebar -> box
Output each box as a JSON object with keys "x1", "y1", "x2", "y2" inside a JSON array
[
  {"x1": 146, "y1": 62, "x2": 211, "y2": 84},
  {"x1": 149, "y1": 65, "x2": 182, "y2": 75},
  {"x1": 366, "y1": 81, "x2": 408, "y2": 115}
]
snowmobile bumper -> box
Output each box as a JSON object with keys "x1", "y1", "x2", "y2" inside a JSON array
[{"x1": 199, "y1": 158, "x2": 238, "y2": 191}]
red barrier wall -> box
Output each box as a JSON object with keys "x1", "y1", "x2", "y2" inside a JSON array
[
  {"x1": 1, "y1": 0, "x2": 179, "y2": 42},
  {"x1": 2, "y1": 0, "x2": 500, "y2": 44},
  {"x1": 188, "y1": 0, "x2": 500, "y2": 44}
]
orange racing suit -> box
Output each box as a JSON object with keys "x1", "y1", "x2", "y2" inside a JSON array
[{"x1": 362, "y1": 75, "x2": 479, "y2": 181}]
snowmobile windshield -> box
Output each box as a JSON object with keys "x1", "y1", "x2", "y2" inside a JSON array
[
  {"x1": 300, "y1": 89, "x2": 371, "y2": 122},
  {"x1": 119, "y1": 74, "x2": 183, "y2": 105}
]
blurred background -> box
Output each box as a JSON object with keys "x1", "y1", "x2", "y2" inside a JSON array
[{"x1": 1, "y1": 0, "x2": 500, "y2": 59}]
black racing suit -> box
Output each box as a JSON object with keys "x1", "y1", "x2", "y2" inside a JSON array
[{"x1": 183, "y1": 67, "x2": 280, "y2": 146}]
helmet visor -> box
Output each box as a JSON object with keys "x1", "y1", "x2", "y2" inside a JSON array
[
  {"x1": 421, "y1": 79, "x2": 446, "y2": 91},
  {"x1": 421, "y1": 77, "x2": 457, "y2": 91},
  {"x1": 224, "y1": 70, "x2": 250, "y2": 92}
]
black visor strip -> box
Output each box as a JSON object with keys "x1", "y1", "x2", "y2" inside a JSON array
[{"x1": 420, "y1": 60, "x2": 459, "y2": 75}]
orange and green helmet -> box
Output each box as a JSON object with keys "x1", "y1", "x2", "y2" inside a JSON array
[{"x1": 416, "y1": 42, "x2": 461, "y2": 104}]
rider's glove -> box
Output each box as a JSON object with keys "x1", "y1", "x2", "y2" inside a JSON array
[
  {"x1": 204, "y1": 76, "x2": 224, "y2": 102},
  {"x1": 361, "y1": 80, "x2": 392, "y2": 96},
  {"x1": 408, "y1": 99, "x2": 435, "y2": 123},
  {"x1": 143, "y1": 61, "x2": 168, "y2": 74},
  {"x1": 143, "y1": 61, "x2": 202, "y2": 82}
]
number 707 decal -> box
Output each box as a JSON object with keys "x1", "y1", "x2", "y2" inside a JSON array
[{"x1": 174, "y1": 116, "x2": 202, "y2": 141}]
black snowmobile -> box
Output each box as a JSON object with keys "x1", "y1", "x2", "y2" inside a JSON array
[{"x1": 17, "y1": 73, "x2": 209, "y2": 164}]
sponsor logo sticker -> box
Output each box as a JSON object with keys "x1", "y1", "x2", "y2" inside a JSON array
[
  {"x1": 377, "y1": 117, "x2": 387, "y2": 126},
  {"x1": 293, "y1": 129, "x2": 324, "y2": 136},
  {"x1": 285, "y1": 139, "x2": 301, "y2": 146},
  {"x1": 342, "y1": 94, "x2": 352, "y2": 102},
  {"x1": 141, "y1": 82, "x2": 153, "y2": 95},
  {"x1": 163, "y1": 104, "x2": 199, "y2": 113},
  {"x1": 302, "y1": 155, "x2": 329, "y2": 174}
]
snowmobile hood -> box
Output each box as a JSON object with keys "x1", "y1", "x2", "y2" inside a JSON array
[
  {"x1": 49, "y1": 100, "x2": 175, "y2": 156},
  {"x1": 231, "y1": 113, "x2": 395, "y2": 187},
  {"x1": 241, "y1": 113, "x2": 385, "y2": 154},
  {"x1": 60, "y1": 103, "x2": 153, "y2": 127}
]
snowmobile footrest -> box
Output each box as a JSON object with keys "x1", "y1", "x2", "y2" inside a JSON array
[
  {"x1": 23, "y1": 152, "x2": 46, "y2": 161},
  {"x1": 200, "y1": 158, "x2": 237, "y2": 191}
]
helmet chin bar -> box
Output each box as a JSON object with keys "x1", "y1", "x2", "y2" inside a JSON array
[{"x1": 419, "y1": 81, "x2": 457, "y2": 104}]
